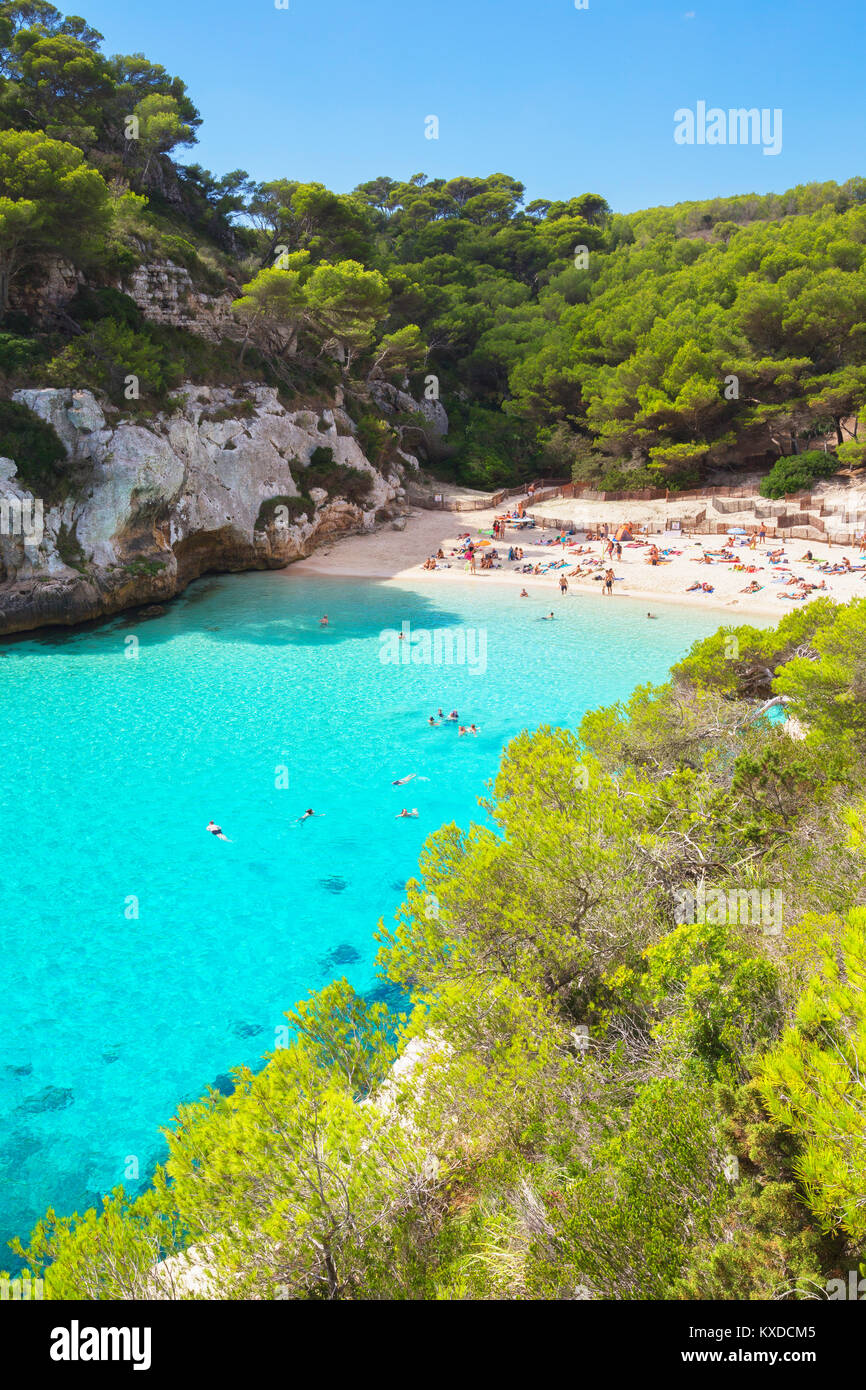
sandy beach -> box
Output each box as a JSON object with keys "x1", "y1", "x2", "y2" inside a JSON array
[{"x1": 291, "y1": 496, "x2": 866, "y2": 619}]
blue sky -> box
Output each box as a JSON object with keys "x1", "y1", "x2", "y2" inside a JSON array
[{"x1": 80, "y1": 0, "x2": 864, "y2": 211}]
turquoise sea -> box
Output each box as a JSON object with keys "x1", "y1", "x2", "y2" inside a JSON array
[{"x1": 0, "y1": 572, "x2": 730, "y2": 1262}]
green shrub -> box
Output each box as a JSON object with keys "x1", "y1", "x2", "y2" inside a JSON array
[
  {"x1": 46, "y1": 320, "x2": 184, "y2": 407},
  {"x1": 67, "y1": 286, "x2": 143, "y2": 331},
  {"x1": 0, "y1": 400, "x2": 67, "y2": 498},
  {"x1": 304, "y1": 446, "x2": 374, "y2": 505},
  {"x1": 355, "y1": 412, "x2": 394, "y2": 463},
  {"x1": 255, "y1": 494, "x2": 315, "y2": 529},
  {"x1": 759, "y1": 450, "x2": 839, "y2": 498},
  {"x1": 55, "y1": 521, "x2": 88, "y2": 572},
  {"x1": 447, "y1": 403, "x2": 541, "y2": 489},
  {"x1": 0, "y1": 333, "x2": 45, "y2": 375}
]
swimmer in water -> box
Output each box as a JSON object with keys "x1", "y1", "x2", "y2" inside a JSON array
[
  {"x1": 296, "y1": 808, "x2": 318, "y2": 823},
  {"x1": 396, "y1": 808, "x2": 418, "y2": 818},
  {"x1": 427, "y1": 716, "x2": 439, "y2": 726},
  {"x1": 541, "y1": 611, "x2": 555, "y2": 620},
  {"x1": 520, "y1": 588, "x2": 529, "y2": 597},
  {"x1": 447, "y1": 710, "x2": 459, "y2": 721},
  {"x1": 647, "y1": 612, "x2": 658, "y2": 619},
  {"x1": 319, "y1": 615, "x2": 329, "y2": 626},
  {"x1": 392, "y1": 774, "x2": 418, "y2": 786},
  {"x1": 206, "y1": 821, "x2": 231, "y2": 841},
  {"x1": 469, "y1": 724, "x2": 479, "y2": 735},
  {"x1": 458, "y1": 725, "x2": 467, "y2": 736}
]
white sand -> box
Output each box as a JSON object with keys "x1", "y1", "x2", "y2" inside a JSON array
[{"x1": 290, "y1": 501, "x2": 866, "y2": 619}]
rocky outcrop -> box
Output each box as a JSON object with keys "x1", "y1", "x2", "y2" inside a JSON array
[
  {"x1": 123, "y1": 260, "x2": 239, "y2": 344},
  {"x1": 0, "y1": 385, "x2": 409, "y2": 636},
  {"x1": 369, "y1": 379, "x2": 449, "y2": 439}
]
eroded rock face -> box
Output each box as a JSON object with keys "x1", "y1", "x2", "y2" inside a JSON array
[
  {"x1": 369, "y1": 379, "x2": 449, "y2": 438},
  {"x1": 0, "y1": 385, "x2": 407, "y2": 636},
  {"x1": 123, "y1": 260, "x2": 238, "y2": 344}
]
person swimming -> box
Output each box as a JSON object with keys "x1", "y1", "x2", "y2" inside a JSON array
[
  {"x1": 296, "y1": 808, "x2": 318, "y2": 823},
  {"x1": 447, "y1": 710, "x2": 459, "y2": 721},
  {"x1": 520, "y1": 588, "x2": 529, "y2": 597},
  {"x1": 206, "y1": 821, "x2": 231, "y2": 841},
  {"x1": 468, "y1": 724, "x2": 479, "y2": 735},
  {"x1": 392, "y1": 774, "x2": 417, "y2": 785},
  {"x1": 646, "y1": 613, "x2": 657, "y2": 619},
  {"x1": 541, "y1": 611, "x2": 555, "y2": 620},
  {"x1": 319, "y1": 615, "x2": 329, "y2": 626},
  {"x1": 427, "y1": 716, "x2": 439, "y2": 726},
  {"x1": 396, "y1": 808, "x2": 418, "y2": 818}
]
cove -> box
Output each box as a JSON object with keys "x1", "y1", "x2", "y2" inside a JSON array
[{"x1": 0, "y1": 571, "x2": 734, "y2": 1262}]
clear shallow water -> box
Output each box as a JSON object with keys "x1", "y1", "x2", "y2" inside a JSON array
[{"x1": 0, "y1": 572, "x2": 728, "y2": 1260}]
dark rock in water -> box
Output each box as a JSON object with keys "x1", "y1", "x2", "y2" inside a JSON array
[
  {"x1": 16, "y1": 1086, "x2": 74, "y2": 1114},
  {"x1": 4, "y1": 1062, "x2": 33, "y2": 1077},
  {"x1": 138, "y1": 605, "x2": 166, "y2": 617},
  {"x1": 364, "y1": 979, "x2": 408, "y2": 1012},
  {"x1": 232, "y1": 1020, "x2": 265, "y2": 1039},
  {"x1": 210, "y1": 1073, "x2": 235, "y2": 1097},
  {"x1": 102, "y1": 1050, "x2": 120, "y2": 1064},
  {"x1": 319, "y1": 875, "x2": 348, "y2": 894},
  {"x1": 321, "y1": 942, "x2": 361, "y2": 971},
  {"x1": 390, "y1": 880, "x2": 408, "y2": 894},
  {"x1": 0, "y1": 1131, "x2": 43, "y2": 1166}
]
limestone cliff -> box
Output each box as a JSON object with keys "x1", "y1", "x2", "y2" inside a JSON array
[{"x1": 0, "y1": 384, "x2": 411, "y2": 636}]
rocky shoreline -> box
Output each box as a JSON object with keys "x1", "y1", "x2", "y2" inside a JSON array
[{"x1": 0, "y1": 384, "x2": 418, "y2": 637}]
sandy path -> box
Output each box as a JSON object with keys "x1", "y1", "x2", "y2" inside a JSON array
[{"x1": 290, "y1": 504, "x2": 866, "y2": 619}]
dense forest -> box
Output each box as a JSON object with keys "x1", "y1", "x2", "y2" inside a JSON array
[
  {"x1": 1, "y1": 1, "x2": 865, "y2": 494},
  {"x1": 13, "y1": 598, "x2": 866, "y2": 1299}
]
